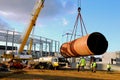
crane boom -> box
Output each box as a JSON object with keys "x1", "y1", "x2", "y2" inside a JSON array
[
  {"x1": 28, "y1": 38, "x2": 33, "y2": 54},
  {"x1": 18, "y1": 0, "x2": 45, "y2": 54}
]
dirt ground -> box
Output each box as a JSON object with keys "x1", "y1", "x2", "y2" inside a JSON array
[{"x1": 0, "y1": 69, "x2": 120, "y2": 80}]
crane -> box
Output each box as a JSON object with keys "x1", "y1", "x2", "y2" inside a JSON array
[
  {"x1": 27, "y1": 38, "x2": 33, "y2": 54},
  {"x1": 1, "y1": 0, "x2": 45, "y2": 59},
  {"x1": 18, "y1": 0, "x2": 45, "y2": 54}
]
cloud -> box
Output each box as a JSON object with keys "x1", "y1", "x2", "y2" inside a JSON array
[
  {"x1": 61, "y1": 1, "x2": 67, "y2": 8},
  {"x1": 0, "y1": 10, "x2": 10, "y2": 16},
  {"x1": 0, "y1": 0, "x2": 77, "y2": 30},
  {"x1": 0, "y1": 0, "x2": 35, "y2": 23},
  {"x1": 62, "y1": 18, "x2": 68, "y2": 26},
  {"x1": 0, "y1": 0, "x2": 35, "y2": 14},
  {"x1": 0, "y1": 10, "x2": 17, "y2": 18},
  {"x1": 0, "y1": 18, "x2": 13, "y2": 30},
  {"x1": 60, "y1": 0, "x2": 77, "y2": 14}
]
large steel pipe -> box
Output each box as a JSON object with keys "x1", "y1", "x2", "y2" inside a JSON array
[{"x1": 60, "y1": 32, "x2": 108, "y2": 58}]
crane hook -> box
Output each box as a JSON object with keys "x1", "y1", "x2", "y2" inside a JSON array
[{"x1": 78, "y1": 7, "x2": 81, "y2": 12}]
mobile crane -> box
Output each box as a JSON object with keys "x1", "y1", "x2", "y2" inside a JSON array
[
  {"x1": 9, "y1": 0, "x2": 45, "y2": 60},
  {"x1": 2, "y1": 0, "x2": 68, "y2": 69},
  {"x1": 1, "y1": 0, "x2": 45, "y2": 63}
]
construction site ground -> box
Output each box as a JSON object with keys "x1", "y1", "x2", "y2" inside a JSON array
[{"x1": 0, "y1": 69, "x2": 120, "y2": 80}]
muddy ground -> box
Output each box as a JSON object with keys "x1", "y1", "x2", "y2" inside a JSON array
[{"x1": 0, "y1": 69, "x2": 120, "y2": 80}]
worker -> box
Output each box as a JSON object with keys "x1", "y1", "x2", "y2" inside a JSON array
[
  {"x1": 107, "y1": 63, "x2": 111, "y2": 72},
  {"x1": 92, "y1": 61, "x2": 97, "y2": 73},
  {"x1": 90, "y1": 56, "x2": 95, "y2": 72},
  {"x1": 78, "y1": 57, "x2": 86, "y2": 72},
  {"x1": 76, "y1": 62, "x2": 79, "y2": 69},
  {"x1": 90, "y1": 62, "x2": 93, "y2": 72}
]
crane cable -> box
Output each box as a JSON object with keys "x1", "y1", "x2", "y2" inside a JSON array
[
  {"x1": 78, "y1": 0, "x2": 81, "y2": 8},
  {"x1": 70, "y1": 0, "x2": 88, "y2": 41}
]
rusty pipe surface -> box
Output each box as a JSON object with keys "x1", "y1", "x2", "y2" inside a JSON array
[{"x1": 60, "y1": 32, "x2": 108, "y2": 58}]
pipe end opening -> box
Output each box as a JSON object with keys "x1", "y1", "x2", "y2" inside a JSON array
[{"x1": 87, "y1": 32, "x2": 108, "y2": 55}]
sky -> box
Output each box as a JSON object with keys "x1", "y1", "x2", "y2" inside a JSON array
[{"x1": 0, "y1": 0, "x2": 120, "y2": 52}]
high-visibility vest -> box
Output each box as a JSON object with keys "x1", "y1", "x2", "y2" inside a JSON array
[
  {"x1": 80, "y1": 58, "x2": 86, "y2": 66},
  {"x1": 93, "y1": 62, "x2": 97, "y2": 67},
  {"x1": 107, "y1": 64, "x2": 111, "y2": 69}
]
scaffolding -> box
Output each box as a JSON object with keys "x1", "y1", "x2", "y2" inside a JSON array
[{"x1": 0, "y1": 29, "x2": 60, "y2": 58}]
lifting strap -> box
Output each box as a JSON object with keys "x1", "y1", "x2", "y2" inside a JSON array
[{"x1": 70, "y1": 6, "x2": 88, "y2": 41}]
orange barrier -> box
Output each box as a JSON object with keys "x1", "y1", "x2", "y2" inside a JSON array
[{"x1": 60, "y1": 32, "x2": 108, "y2": 58}]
